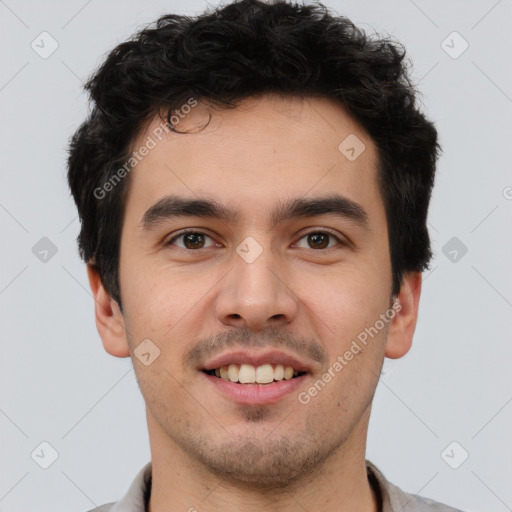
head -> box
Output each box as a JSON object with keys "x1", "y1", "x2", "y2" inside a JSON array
[{"x1": 68, "y1": 0, "x2": 439, "y2": 488}]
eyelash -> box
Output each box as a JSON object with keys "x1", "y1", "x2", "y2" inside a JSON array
[{"x1": 166, "y1": 229, "x2": 345, "y2": 250}]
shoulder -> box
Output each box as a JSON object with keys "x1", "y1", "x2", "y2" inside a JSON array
[
  {"x1": 388, "y1": 480, "x2": 465, "y2": 511},
  {"x1": 85, "y1": 504, "x2": 116, "y2": 512},
  {"x1": 366, "y1": 460, "x2": 465, "y2": 512},
  {"x1": 82, "y1": 461, "x2": 152, "y2": 512}
]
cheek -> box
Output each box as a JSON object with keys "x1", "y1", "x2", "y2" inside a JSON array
[
  {"x1": 298, "y1": 266, "x2": 389, "y2": 337},
  {"x1": 121, "y1": 255, "x2": 181, "y2": 323},
  {"x1": 299, "y1": 337, "x2": 383, "y2": 439},
  {"x1": 120, "y1": 261, "x2": 215, "y2": 366},
  {"x1": 295, "y1": 266, "x2": 390, "y2": 405}
]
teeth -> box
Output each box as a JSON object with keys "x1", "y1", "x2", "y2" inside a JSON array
[
  {"x1": 220, "y1": 366, "x2": 229, "y2": 380},
  {"x1": 255, "y1": 364, "x2": 274, "y2": 384},
  {"x1": 227, "y1": 364, "x2": 240, "y2": 382},
  {"x1": 214, "y1": 363, "x2": 300, "y2": 384},
  {"x1": 239, "y1": 364, "x2": 256, "y2": 383}
]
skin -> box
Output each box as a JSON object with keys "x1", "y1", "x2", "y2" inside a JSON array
[{"x1": 87, "y1": 94, "x2": 422, "y2": 512}]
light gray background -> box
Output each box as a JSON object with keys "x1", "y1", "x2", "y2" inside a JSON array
[{"x1": 1, "y1": 1, "x2": 511, "y2": 511}]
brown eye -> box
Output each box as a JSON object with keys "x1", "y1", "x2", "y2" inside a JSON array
[
  {"x1": 182, "y1": 233, "x2": 205, "y2": 249},
  {"x1": 307, "y1": 232, "x2": 330, "y2": 249},
  {"x1": 294, "y1": 230, "x2": 343, "y2": 250},
  {"x1": 167, "y1": 231, "x2": 216, "y2": 250}
]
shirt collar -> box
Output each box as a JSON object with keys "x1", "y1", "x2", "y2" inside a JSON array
[{"x1": 109, "y1": 462, "x2": 152, "y2": 512}]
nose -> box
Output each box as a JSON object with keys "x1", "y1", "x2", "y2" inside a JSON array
[{"x1": 215, "y1": 242, "x2": 299, "y2": 332}]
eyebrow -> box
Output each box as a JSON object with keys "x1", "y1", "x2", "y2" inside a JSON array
[{"x1": 140, "y1": 194, "x2": 370, "y2": 232}]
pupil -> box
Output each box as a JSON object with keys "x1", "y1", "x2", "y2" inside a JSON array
[
  {"x1": 185, "y1": 233, "x2": 204, "y2": 249},
  {"x1": 308, "y1": 233, "x2": 328, "y2": 249}
]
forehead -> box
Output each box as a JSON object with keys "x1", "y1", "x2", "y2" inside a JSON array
[{"x1": 124, "y1": 94, "x2": 383, "y2": 227}]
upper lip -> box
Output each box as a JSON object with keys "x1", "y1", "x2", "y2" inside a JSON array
[{"x1": 201, "y1": 350, "x2": 314, "y2": 373}]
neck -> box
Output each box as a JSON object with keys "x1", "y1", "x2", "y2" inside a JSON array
[{"x1": 146, "y1": 409, "x2": 379, "y2": 512}]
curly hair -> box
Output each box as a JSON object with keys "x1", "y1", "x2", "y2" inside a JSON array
[{"x1": 67, "y1": 0, "x2": 440, "y2": 309}]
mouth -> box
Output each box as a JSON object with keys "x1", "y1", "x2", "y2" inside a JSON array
[
  {"x1": 199, "y1": 351, "x2": 313, "y2": 405},
  {"x1": 203, "y1": 364, "x2": 308, "y2": 384}
]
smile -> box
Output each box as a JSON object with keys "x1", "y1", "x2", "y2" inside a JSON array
[{"x1": 203, "y1": 363, "x2": 307, "y2": 384}]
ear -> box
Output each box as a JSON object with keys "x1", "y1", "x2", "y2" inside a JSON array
[
  {"x1": 86, "y1": 264, "x2": 130, "y2": 358},
  {"x1": 384, "y1": 271, "x2": 422, "y2": 359}
]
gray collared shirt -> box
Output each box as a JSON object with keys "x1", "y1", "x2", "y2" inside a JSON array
[{"x1": 87, "y1": 460, "x2": 464, "y2": 512}]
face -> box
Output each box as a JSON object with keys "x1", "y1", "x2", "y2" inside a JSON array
[{"x1": 94, "y1": 94, "x2": 417, "y2": 487}]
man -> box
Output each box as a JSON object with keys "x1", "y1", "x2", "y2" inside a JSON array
[{"x1": 67, "y1": 0, "x2": 462, "y2": 510}]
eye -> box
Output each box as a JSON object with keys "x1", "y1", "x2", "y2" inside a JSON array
[
  {"x1": 294, "y1": 230, "x2": 344, "y2": 250},
  {"x1": 166, "y1": 230, "x2": 218, "y2": 250}
]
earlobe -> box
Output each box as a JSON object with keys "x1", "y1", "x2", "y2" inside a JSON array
[
  {"x1": 86, "y1": 264, "x2": 131, "y2": 358},
  {"x1": 384, "y1": 271, "x2": 422, "y2": 359}
]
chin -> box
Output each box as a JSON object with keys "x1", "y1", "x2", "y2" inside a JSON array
[{"x1": 179, "y1": 432, "x2": 338, "y2": 489}]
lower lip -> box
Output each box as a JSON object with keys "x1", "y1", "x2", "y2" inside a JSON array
[{"x1": 201, "y1": 372, "x2": 308, "y2": 405}]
